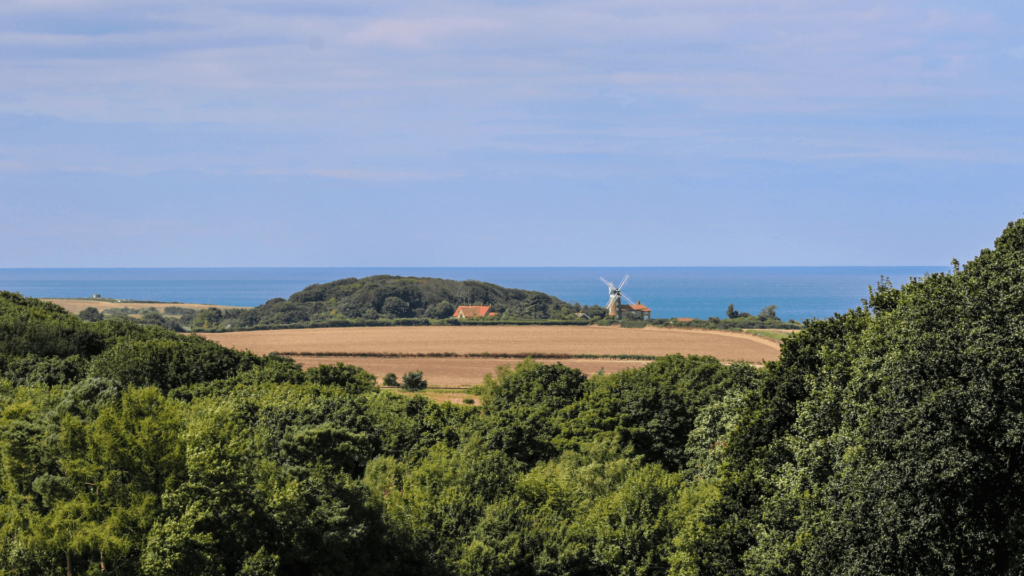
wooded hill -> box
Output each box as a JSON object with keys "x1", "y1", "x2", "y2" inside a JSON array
[{"x1": 187, "y1": 275, "x2": 593, "y2": 331}]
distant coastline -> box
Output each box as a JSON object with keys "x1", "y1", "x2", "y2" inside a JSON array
[{"x1": 1, "y1": 266, "x2": 947, "y2": 321}]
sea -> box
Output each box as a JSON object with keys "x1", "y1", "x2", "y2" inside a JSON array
[{"x1": 0, "y1": 267, "x2": 949, "y2": 321}]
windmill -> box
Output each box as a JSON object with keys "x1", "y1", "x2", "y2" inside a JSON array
[{"x1": 600, "y1": 275, "x2": 636, "y2": 319}]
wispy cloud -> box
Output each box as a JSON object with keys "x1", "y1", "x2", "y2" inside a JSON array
[
  {"x1": 346, "y1": 16, "x2": 501, "y2": 48},
  {"x1": 0, "y1": 0, "x2": 1021, "y2": 177}
]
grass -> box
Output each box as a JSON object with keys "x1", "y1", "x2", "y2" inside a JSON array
[
  {"x1": 745, "y1": 329, "x2": 789, "y2": 341},
  {"x1": 381, "y1": 386, "x2": 482, "y2": 405}
]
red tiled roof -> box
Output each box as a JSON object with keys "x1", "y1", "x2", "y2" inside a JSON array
[
  {"x1": 620, "y1": 304, "x2": 651, "y2": 312},
  {"x1": 453, "y1": 305, "x2": 491, "y2": 318},
  {"x1": 677, "y1": 317, "x2": 694, "y2": 322}
]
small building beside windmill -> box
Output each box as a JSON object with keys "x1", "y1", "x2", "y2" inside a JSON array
[
  {"x1": 618, "y1": 301, "x2": 651, "y2": 321},
  {"x1": 452, "y1": 305, "x2": 498, "y2": 319}
]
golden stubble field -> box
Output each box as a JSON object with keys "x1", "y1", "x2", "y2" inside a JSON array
[
  {"x1": 204, "y1": 325, "x2": 781, "y2": 394},
  {"x1": 205, "y1": 325, "x2": 780, "y2": 359}
]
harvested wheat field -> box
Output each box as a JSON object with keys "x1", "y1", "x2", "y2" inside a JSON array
[
  {"x1": 205, "y1": 325, "x2": 780, "y2": 363},
  {"x1": 46, "y1": 298, "x2": 246, "y2": 315},
  {"x1": 294, "y1": 356, "x2": 652, "y2": 389}
]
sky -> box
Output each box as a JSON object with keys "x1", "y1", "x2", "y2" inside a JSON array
[{"x1": 1, "y1": 0, "x2": 1022, "y2": 267}]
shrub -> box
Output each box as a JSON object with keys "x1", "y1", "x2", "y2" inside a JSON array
[
  {"x1": 304, "y1": 362, "x2": 377, "y2": 394},
  {"x1": 383, "y1": 372, "x2": 398, "y2": 387},
  {"x1": 757, "y1": 304, "x2": 778, "y2": 321},
  {"x1": 88, "y1": 334, "x2": 258, "y2": 391},
  {"x1": 79, "y1": 307, "x2": 103, "y2": 322},
  {"x1": 382, "y1": 296, "x2": 410, "y2": 318},
  {"x1": 621, "y1": 319, "x2": 649, "y2": 329},
  {"x1": 401, "y1": 370, "x2": 427, "y2": 391}
]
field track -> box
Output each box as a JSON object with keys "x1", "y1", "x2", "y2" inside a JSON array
[{"x1": 204, "y1": 325, "x2": 781, "y2": 363}]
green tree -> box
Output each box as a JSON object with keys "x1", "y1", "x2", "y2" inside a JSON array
[
  {"x1": 558, "y1": 355, "x2": 757, "y2": 472},
  {"x1": 726, "y1": 304, "x2": 740, "y2": 319},
  {"x1": 382, "y1": 297, "x2": 410, "y2": 318},
  {"x1": 478, "y1": 359, "x2": 588, "y2": 465},
  {"x1": 79, "y1": 307, "x2": 104, "y2": 322},
  {"x1": 88, "y1": 334, "x2": 258, "y2": 392},
  {"x1": 304, "y1": 362, "x2": 377, "y2": 394},
  {"x1": 757, "y1": 305, "x2": 778, "y2": 321},
  {"x1": 0, "y1": 292, "x2": 105, "y2": 359},
  {"x1": 192, "y1": 308, "x2": 223, "y2": 330},
  {"x1": 143, "y1": 382, "x2": 380, "y2": 576},
  {"x1": 745, "y1": 220, "x2": 1024, "y2": 575},
  {"x1": 382, "y1": 373, "x2": 398, "y2": 387},
  {"x1": 426, "y1": 300, "x2": 456, "y2": 319},
  {"x1": 524, "y1": 294, "x2": 548, "y2": 319},
  {"x1": 401, "y1": 371, "x2": 427, "y2": 392},
  {"x1": 364, "y1": 439, "x2": 517, "y2": 572}
]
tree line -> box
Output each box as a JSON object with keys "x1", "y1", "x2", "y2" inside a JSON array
[
  {"x1": 3, "y1": 219, "x2": 1024, "y2": 574},
  {"x1": 76, "y1": 277, "x2": 611, "y2": 332}
]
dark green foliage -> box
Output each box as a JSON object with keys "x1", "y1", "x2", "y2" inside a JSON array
[
  {"x1": 191, "y1": 307, "x2": 225, "y2": 329},
  {"x1": 455, "y1": 441, "x2": 683, "y2": 575},
  {"x1": 401, "y1": 370, "x2": 427, "y2": 391},
  {"x1": 137, "y1": 310, "x2": 186, "y2": 332},
  {"x1": 215, "y1": 275, "x2": 572, "y2": 330},
  {"x1": 381, "y1": 296, "x2": 410, "y2": 318},
  {"x1": 479, "y1": 359, "x2": 588, "y2": 465},
  {"x1": 424, "y1": 299, "x2": 455, "y2": 319},
  {"x1": 304, "y1": 361, "x2": 377, "y2": 394},
  {"x1": 559, "y1": 355, "x2": 758, "y2": 472},
  {"x1": 178, "y1": 308, "x2": 196, "y2": 326},
  {"x1": 79, "y1": 306, "x2": 103, "y2": 322},
  {"x1": 2, "y1": 353, "x2": 87, "y2": 387},
  {"x1": 0, "y1": 291, "x2": 105, "y2": 359},
  {"x1": 757, "y1": 304, "x2": 778, "y2": 321},
  {"x1": 742, "y1": 219, "x2": 1024, "y2": 575},
  {"x1": 726, "y1": 303, "x2": 740, "y2": 319},
  {"x1": 382, "y1": 372, "x2": 398, "y2": 387},
  {"x1": 102, "y1": 306, "x2": 142, "y2": 316},
  {"x1": 364, "y1": 438, "x2": 518, "y2": 572},
  {"x1": 3, "y1": 222, "x2": 1024, "y2": 575},
  {"x1": 678, "y1": 313, "x2": 798, "y2": 331},
  {"x1": 140, "y1": 383, "x2": 382, "y2": 576},
  {"x1": 88, "y1": 334, "x2": 259, "y2": 391},
  {"x1": 620, "y1": 318, "x2": 650, "y2": 328}
]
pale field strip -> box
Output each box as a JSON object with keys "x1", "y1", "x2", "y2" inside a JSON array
[
  {"x1": 294, "y1": 356, "x2": 652, "y2": 389},
  {"x1": 46, "y1": 298, "x2": 248, "y2": 315}
]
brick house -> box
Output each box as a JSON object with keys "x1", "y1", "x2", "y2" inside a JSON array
[
  {"x1": 453, "y1": 305, "x2": 498, "y2": 319},
  {"x1": 618, "y1": 302, "x2": 652, "y2": 321}
]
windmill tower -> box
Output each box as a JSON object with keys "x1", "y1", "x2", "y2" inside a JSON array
[{"x1": 600, "y1": 275, "x2": 637, "y2": 320}]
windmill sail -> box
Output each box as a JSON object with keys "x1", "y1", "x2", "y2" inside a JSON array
[{"x1": 600, "y1": 275, "x2": 630, "y2": 319}]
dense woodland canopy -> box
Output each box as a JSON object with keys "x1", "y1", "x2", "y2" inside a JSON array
[
  {"x1": 3, "y1": 220, "x2": 1024, "y2": 574},
  {"x1": 205, "y1": 276, "x2": 589, "y2": 330}
]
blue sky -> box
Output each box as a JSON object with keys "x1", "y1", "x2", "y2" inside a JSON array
[{"x1": 1, "y1": 0, "x2": 1022, "y2": 267}]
